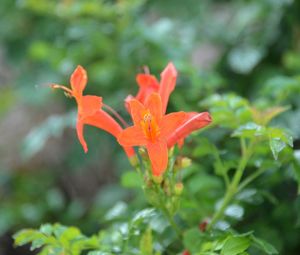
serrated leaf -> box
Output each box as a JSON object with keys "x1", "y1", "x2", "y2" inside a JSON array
[
  {"x1": 132, "y1": 208, "x2": 156, "y2": 225},
  {"x1": 268, "y1": 128, "x2": 293, "y2": 160},
  {"x1": 221, "y1": 236, "x2": 250, "y2": 255},
  {"x1": 250, "y1": 106, "x2": 289, "y2": 126},
  {"x1": 251, "y1": 236, "x2": 278, "y2": 254},
  {"x1": 104, "y1": 201, "x2": 127, "y2": 221},
  {"x1": 13, "y1": 229, "x2": 36, "y2": 246},
  {"x1": 30, "y1": 238, "x2": 46, "y2": 250},
  {"x1": 53, "y1": 224, "x2": 68, "y2": 238},
  {"x1": 40, "y1": 224, "x2": 53, "y2": 235},
  {"x1": 232, "y1": 122, "x2": 265, "y2": 138},
  {"x1": 269, "y1": 138, "x2": 286, "y2": 160}
]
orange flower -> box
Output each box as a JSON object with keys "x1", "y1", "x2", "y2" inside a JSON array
[
  {"x1": 166, "y1": 112, "x2": 212, "y2": 148},
  {"x1": 118, "y1": 93, "x2": 186, "y2": 176},
  {"x1": 125, "y1": 62, "x2": 177, "y2": 114},
  {"x1": 52, "y1": 65, "x2": 135, "y2": 157}
]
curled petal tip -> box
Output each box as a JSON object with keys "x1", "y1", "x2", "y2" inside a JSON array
[
  {"x1": 124, "y1": 94, "x2": 134, "y2": 112},
  {"x1": 161, "y1": 62, "x2": 177, "y2": 77},
  {"x1": 202, "y1": 112, "x2": 212, "y2": 122},
  {"x1": 71, "y1": 65, "x2": 88, "y2": 95}
]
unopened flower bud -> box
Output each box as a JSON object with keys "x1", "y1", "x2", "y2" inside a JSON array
[
  {"x1": 168, "y1": 146, "x2": 175, "y2": 157},
  {"x1": 181, "y1": 157, "x2": 192, "y2": 168},
  {"x1": 163, "y1": 179, "x2": 171, "y2": 196},
  {"x1": 144, "y1": 175, "x2": 153, "y2": 188},
  {"x1": 129, "y1": 155, "x2": 139, "y2": 167},
  {"x1": 175, "y1": 156, "x2": 192, "y2": 171},
  {"x1": 199, "y1": 218, "x2": 209, "y2": 232},
  {"x1": 174, "y1": 182, "x2": 184, "y2": 196},
  {"x1": 152, "y1": 174, "x2": 163, "y2": 184},
  {"x1": 138, "y1": 147, "x2": 148, "y2": 159}
]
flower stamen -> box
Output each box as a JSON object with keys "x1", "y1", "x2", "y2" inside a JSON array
[{"x1": 141, "y1": 111, "x2": 160, "y2": 142}]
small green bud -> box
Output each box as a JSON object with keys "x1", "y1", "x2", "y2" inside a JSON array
[
  {"x1": 152, "y1": 174, "x2": 163, "y2": 184},
  {"x1": 174, "y1": 156, "x2": 192, "y2": 171},
  {"x1": 163, "y1": 179, "x2": 171, "y2": 196},
  {"x1": 181, "y1": 157, "x2": 192, "y2": 168},
  {"x1": 129, "y1": 155, "x2": 139, "y2": 167},
  {"x1": 174, "y1": 183, "x2": 184, "y2": 196},
  {"x1": 144, "y1": 175, "x2": 153, "y2": 188},
  {"x1": 138, "y1": 147, "x2": 148, "y2": 159},
  {"x1": 168, "y1": 146, "x2": 175, "y2": 157}
]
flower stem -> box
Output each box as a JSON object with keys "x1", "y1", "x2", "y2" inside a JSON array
[
  {"x1": 208, "y1": 138, "x2": 253, "y2": 230},
  {"x1": 152, "y1": 181, "x2": 182, "y2": 238},
  {"x1": 164, "y1": 209, "x2": 182, "y2": 238},
  {"x1": 238, "y1": 167, "x2": 267, "y2": 192}
]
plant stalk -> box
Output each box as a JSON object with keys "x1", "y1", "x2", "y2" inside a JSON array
[{"x1": 208, "y1": 139, "x2": 253, "y2": 230}]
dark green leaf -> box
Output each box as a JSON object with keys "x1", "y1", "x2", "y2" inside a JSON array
[
  {"x1": 251, "y1": 235, "x2": 278, "y2": 254},
  {"x1": 221, "y1": 236, "x2": 250, "y2": 255},
  {"x1": 183, "y1": 228, "x2": 204, "y2": 252}
]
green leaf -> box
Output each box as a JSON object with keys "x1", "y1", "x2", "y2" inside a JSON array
[
  {"x1": 251, "y1": 235, "x2": 278, "y2": 254},
  {"x1": 221, "y1": 236, "x2": 250, "y2": 255},
  {"x1": 262, "y1": 76, "x2": 300, "y2": 101},
  {"x1": 140, "y1": 228, "x2": 153, "y2": 255},
  {"x1": 13, "y1": 229, "x2": 36, "y2": 246},
  {"x1": 268, "y1": 128, "x2": 293, "y2": 160},
  {"x1": 269, "y1": 138, "x2": 286, "y2": 160},
  {"x1": 121, "y1": 170, "x2": 142, "y2": 188},
  {"x1": 39, "y1": 224, "x2": 53, "y2": 235},
  {"x1": 104, "y1": 201, "x2": 127, "y2": 221},
  {"x1": 201, "y1": 94, "x2": 252, "y2": 128},
  {"x1": 232, "y1": 122, "x2": 265, "y2": 138},
  {"x1": 228, "y1": 46, "x2": 264, "y2": 74},
  {"x1": 183, "y1": 228, "x2": 204, "y2": 252},
  {"x1": 30, "y1": 238, "x2": 46, "y2": 250},
  {"x1": 88, "y1": 252, "x2": 112, "y2": 255}
]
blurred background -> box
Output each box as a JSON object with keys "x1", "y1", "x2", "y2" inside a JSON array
[{"x1": 1, "y1": 0, "x2": 300, "y2": 254}]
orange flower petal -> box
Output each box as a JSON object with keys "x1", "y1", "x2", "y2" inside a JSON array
[
  {"x1": 118, "y1": 126, "x2": 147, "y2": 147},
  {"x1": 76, "y1": 119, "x2": 88, "y2": 153},
  {"x1": 124, "y1": 94, "x2": 134, "y2": 113},
  {"x1": 79, "y1": 110, "x2": 135, "y2": 157},
  {"x1": 145, "y1": 93, "x2": 163, "y2": 121},
  {"x1": 70, "y1": 65, "x2": 87, "y2": 97},
  {"x1": 147, "y1": 141, "x2": 168, "y2": 176},
  {"x1": 136, "y1": 74, "x2": 160, "y2": 104},
  {"x1": 128, "y1": 99, "x2": 146, "y2": 126},
  {"x1": 83, "y1": 110, "x2": 122, "y2": 138},
  {"x1": 136, "y1": 74, "x2": 160, "y2": 89},
  {"x1": 167, "y1": 112, "x2": 212, "y2": 148},
  {"x1": 80, "y1": 95, "x2": 102, "y2": 117},
  {"x1": 159, "y1": 62, "x2": 177, "y2": 114},
  {"x1": 160, "y1": 111, "x2": 186, "y2": 138}
]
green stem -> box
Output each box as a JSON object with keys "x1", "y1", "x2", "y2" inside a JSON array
[
  {"x1": 153, "y1": 181, "x2": 182, "y2": 238},
  {"x1": 208, "y1": 138, "x2": 253, "y2": 230},
  {"x1": 165, "y1": 209, "x2": 182, "y2": 237},
  {"x1": 223, "y1": 171, "x2": 230, "y2": 188},
  {"x1": 238, "y1": 167, "x2": 267, "y2": 192}
]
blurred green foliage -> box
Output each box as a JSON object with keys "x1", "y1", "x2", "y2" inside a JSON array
[{"x1": 1, "y1": 0, "x2": 300, "y2": 254}]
